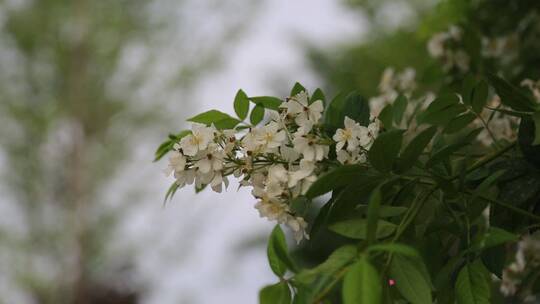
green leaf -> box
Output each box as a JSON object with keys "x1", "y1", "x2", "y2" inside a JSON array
[
  {"x1": 443, "y1": 113, "x2": 477, "y2": 134},
  {"x1": 471, "y1": 80, "x2": 488, "y2": 113},
  {"x1": 418, "y1": 93, "x2": 462, "y2": 125},
  {"x1": 356, "y1": 205, "x2": 408, "y2": 217},
  {"x1": 533, "y1": 111, "x2": 540, "y2": 146},
  {"x1": 455, "y1": 260, "x2": 491, "y2": 304},
  {"x1": 154, "y1": 130, "x2": 191, "y2": 162},
  {"x1": 367, "y1": 243, "x2": 419, "y2": 258},
  {"x1": 324, "y1": 92, "x2": 370, "y2": 134},
  {"x1": 393, "y1": 94, "x2": 408, "y2": 125},
  {"x1": 366, "y1": 186, "x2": 382, "y2": 245},
  {"x1": 378, "y1": 104, "x2": 394, "y2": 129},
  {"x1": 250, "y1": 104, "x2": 265, "y2": 125},
  {"x1": 462, "y1": 74, "x2": 477, "y2": 105},
  {"x1": 259, "y1": 281, "x2": 291, "y2": 304},
  {"x1": 290, "y1": 82, "x2": 307, "y2": 96},
  {"x1": 470, "y1": 169, "x2": 505, "y2": 202},
  {"x1": 311, "y1": 88, "x2": 326, "y2": 105},
  {"x1": 267, "y1": 225, "x2": 296, "y2": 277},
  {"x1": 397, "y1": 126, "x2": 437, "y2": 172},
  {"x1": 470, "y1": 227, "x2": 517, "y2": 252},
  {"x1": 425, "y1": 127, "x2": 482, "y2": 168},
  {"x1": 234, "y1": 89, "x2": 250, "y2": 120},
  {"x1": 487, "y1": 73, "x2": 538, "y2": 112},
  {"x1": 305, "y1": 165, "x2": 366, "y2": 199},
  {"x1": 368, "y1": 129, "x2": 405, "y2": 173},
  {"x1": 163, "y1": 181, "x2": 179, "y2": 203},
  {"x1": 250, "y1": 96, "x2": 283, "y2": 110},
  {"x1": 295, "y1": 245, "x2": 357, "y2": 285},
  {"x1": 187, "y1": 110, "x2": 241, "y2": 129},
  {"x1": 329, "y1": 219, "x2": 396, "y2": 240},
  {"x1": 389, "y1": 255, "x2": 433, "y2": 304},
  {"x1": 343, "y1": 256, "x2": 382, "y2": 304}
]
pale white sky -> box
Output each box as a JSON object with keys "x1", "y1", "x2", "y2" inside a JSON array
[{"x1": 127, "y1": 1, "x2": 366, "y2": 303}]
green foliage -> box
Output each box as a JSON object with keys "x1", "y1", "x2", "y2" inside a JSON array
[
  {"x1": 455, "y1": 260, "x2": 491, "y2": 304},
  {"x1": 234, "y1": 89, "x2": 250, "y2": 120},
  {"x1": 368, "y1": 129, "x2": 405, "y2": 173},
  {"x1": 268, "y1": 225, "x2": 297, "y2": 277},
  {"x1": 389, "y1": 255, "x2": 433, "y2": 304},
  {"x1": 342, "y1": 256, "x2": 381, "y2": 304},
  {"x1": 329, "y1": 219, "x2": 396, "y2": 240},
  {"x1": 259, "y1": 281, "x2": 291, "y2": 304},
  {"x1": 187, "y1": 109, "x2": 241, "y2": 129}
]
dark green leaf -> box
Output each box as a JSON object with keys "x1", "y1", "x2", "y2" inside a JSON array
[
  {"x1": 356, "y1": 205, "x2": 408, "y2": 217},
  {"x1": 393, "y1": 94, "x2": 408, "y2": 125},
  {"x1": 471, "y1": 80, "x2": 488, "y2": 113},
  {"x1": 250, "y1": 104, "x2": 265, "y2": 125},
  {"x1": 295, "y1": 245, "x2": 357, "y2": 285},
  {"x1": 366, "y1": 186, "x2": 382, "y2": 245},
  {"x1": 470, "y1": 227, "x2": 517, "y2": 252},
  {"x1": 163, "y1": 181, "x2": 179, "y2": 204},
  {"x1": 305, "y1": 165, "x2": 366, "y2": 199},
  {"x1": 154, "y1": 130, "x2": 191, "y2": 162},
  {"x1": 487, "y1": 73, "x2": 538, "y2": 112},
  {"x1": 267, "y1": 225, "x2": 297, "y2": 276},
  {"x1": 187, "y1": 110, "x2": 241, "y2": 129},
  {"x1": 462, "y1": 74, "x2": 477, "y2": 105},
  {"x1": 329, "y1": 219, "x2": 396, "y2": 240},
  {"x1": 378, "y1": 104, "x2": 394, "y2": 129},
  {"x1": 324, "y1": 92, "x2": 370, "y2": 134},
  {"x1": 444, "y1": 113, "x2": 477, "y2": 134},
  {"x1": 455, "y1": 260, "x2": 491, "y2": 304},
  {"x1": 343, "y1": 256, "x2": 382, "y2": 304},
  {"x1": 259, "y1": 281, "x2": 291, "y2": 304},
  {"x1": 234, "y1": 89, "x2": 250, "y2": 120},
  {"x1": 533, "y1": 111, "x2": 540, "y2": 146},
  {"x1": 367, "y1": 243, "x2": 419, "y2": 258},
  {"x1": 250, "y1": 96, "x2": 283, "y2": 110},
  {"x1": 397, "y1": 126, "x2": 437, "y2": 172},
  {"x1": 290, "y1": 82, "x2": 306, "y2": 96},
  {"x1": 390, "y1": 255, "x2": 433, "y2": 304},
  {"x1": 311, "y1": 88, "x2": 326, "y2": 105},
  {"x1": 368, "y1": 129, "x2": 405, "y2": 173}
]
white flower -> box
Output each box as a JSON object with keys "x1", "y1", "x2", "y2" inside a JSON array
[
  {"x1": 254, "y1": 195, "x2": 290, "y2": 223},
  {"x1": 165, "y1": 145, "x2": 187, "y2": 176},
  {"x1": 292, "y1": 135, "x2": 329, "y2": 161},
  {"x1": 267, "y1": 164, "x2": 288, "y2": 184},
  {"x1": 279, "y1": 145, "x2": 300, "y2": 163},
  {"x1": 358, "y1": 119, "x2": 381, "y2": 150},
  {"x1": 180, "y1": 123, "x2": 215, "y2": 156},
  {"x1": 281, "y1": 91, "x2": 324, "y2": 134},
  {"x1": 379, "y1": 68, "x2": 395, "y2": 93},
  {"x1": 258, "y1": 121, "x2": 286, "y2": 152},
  {"x1": 194, "y1": 143, "x2": 224, "y2": 174},
  {"x1": 333, "y1": 116, "x2": 362, "y2": 152},
  {"x1": 241, "y1": 128, "x2": 262, "y2": 152},
  {"x1": 221, "y1": 129, "x2": 237, "y2": 153},
  {"x1": 427, "y1": 32, "x2": 448, "y2": 58},
  {"x1": 288, "y1": 159, "x2": 316, "y2": 188},
  {"x1": 286, "y1": 216, "x2": 309, "y2": 243},
  {"x1": 337, "y1": 149, "x2": 367, "y2": 165},
  {"x1": 209, "y1": 171, "x2": 229, "y2": 193},
  {"x1": 174, "y1": 169, "x2": 196, "y2": 188}
]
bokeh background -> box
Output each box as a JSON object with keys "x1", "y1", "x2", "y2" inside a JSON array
[{"x1": 0, "y1": 0, "x2": 497, "y2": 303}]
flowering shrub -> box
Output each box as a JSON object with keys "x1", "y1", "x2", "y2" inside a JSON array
[{"x1": 155, "y1": 22, "x2": 540, "y2": 304}]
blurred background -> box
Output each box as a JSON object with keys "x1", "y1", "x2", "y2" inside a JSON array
[{"x1": 1, "y1": 0, "x2": 537, "y2": 303}]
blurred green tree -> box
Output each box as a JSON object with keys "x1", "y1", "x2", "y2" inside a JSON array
[{"x1": 0, "y1": 1, "x2": 257, "y2": 303}]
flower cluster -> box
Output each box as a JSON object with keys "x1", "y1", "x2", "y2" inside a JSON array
[
  {"x1": 501, "y1": 233, "x2": 540, "y2": 302},
  {"x1": 166, "y1": 91, "x2": 380, "y2": 242},
  {"x1": 427, "y1": 25, "x2": 470, "y2": 73},
  {"x1": 369, "y1": 67, "x2": 417, "y2": 117}
]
